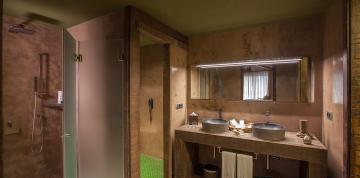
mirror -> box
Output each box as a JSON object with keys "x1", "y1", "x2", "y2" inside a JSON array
[{"x1": 190, "y1": 57, "x2": 312, "y2": 103}]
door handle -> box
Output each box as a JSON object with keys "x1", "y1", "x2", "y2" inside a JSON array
[{"x1": 61, "y1": 133, "x2": 72, "y2": 138}]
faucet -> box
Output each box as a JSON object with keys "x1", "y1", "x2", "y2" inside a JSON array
[
  {"x1": 218, "y1": 108, "x2": 223, "y2": 119},
  {"x1": 265, "y1": 110, "x2": 271, "y2": 123}
]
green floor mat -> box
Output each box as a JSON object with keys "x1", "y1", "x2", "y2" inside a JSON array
[{"x1": 140, "y1": 154, "x2": 164, "y2": 178}]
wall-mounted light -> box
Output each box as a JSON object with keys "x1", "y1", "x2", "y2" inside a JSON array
[{"x1": 195, "y1": 57, "x2": 303, "y2": 68}]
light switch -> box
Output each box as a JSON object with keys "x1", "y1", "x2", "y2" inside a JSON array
[{"x1": 176, "y1": 103, "x2": 184, "y2": 110}]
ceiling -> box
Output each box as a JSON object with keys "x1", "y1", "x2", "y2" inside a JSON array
[{"x1": 4, "y1": 0, "x2": 332, "y2": 35}]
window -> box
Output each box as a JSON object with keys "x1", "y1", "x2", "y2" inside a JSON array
[{"x1": 243, "y1": 71, "x2": 271, "y2": 100}]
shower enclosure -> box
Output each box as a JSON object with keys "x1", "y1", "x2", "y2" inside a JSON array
[
  {"x1": 63, "y1": 34, "x2": 126, "y2": 178},
  {"x1": 3, "y1": 7, "x2": 184, "y2": 178},
  {"x1": 2, "y1": 15, "x2": 63, "y2": 178},
  {"x1": 63, "y1": 31, "x2": 77, "y2": 178},
  {"x1": 63, "y1": 9, "x2": 126, "y2": 178}
]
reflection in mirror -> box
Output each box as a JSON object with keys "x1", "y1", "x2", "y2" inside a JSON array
[
  {"x1": 190, "y1": 57, "x2": 312, "y2": 103},
  {"x1": 197, "y1": 67, "x2": 243, "y2": 100},
  {"x1": 243, "y1": 67, "x2": 273, "y2": 101},
  {"x1": 275, "y1": 62, "x2": 300, "y2": 102}
]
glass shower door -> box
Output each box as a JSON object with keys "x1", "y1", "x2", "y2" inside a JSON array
[
  {"x1": 63, "y1": 36, "x2": 125, "y2": 178},
  {"x1": 77, "y1": 39, "x2": 125, "y2": 178},
  {"x1": 63, "y1": 31, "x2": 78, "y2": 178}
]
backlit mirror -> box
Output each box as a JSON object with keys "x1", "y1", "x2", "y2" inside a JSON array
[{"x1": 190, "y1": 57, "x2": 312, "y2": 103}]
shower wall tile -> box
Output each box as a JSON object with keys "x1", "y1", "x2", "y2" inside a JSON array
[{"x1": 2, "y1": 16, "x2": 63, "y2": 178}]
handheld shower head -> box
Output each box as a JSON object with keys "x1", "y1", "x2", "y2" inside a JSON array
[
  {"x1": 9, "y1": 24, "x2": 35, "y2": 35},
  {"x1": 34, "y1": 77, "x2": 38, "y2": 93}
]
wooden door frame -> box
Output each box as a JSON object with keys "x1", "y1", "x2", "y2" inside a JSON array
[
  {"x1": 0, "y1": 1, "x2": 3, "y2": 176},
  {"x1": 344, "y1": 0, "x2": 350, "y2": 177},
  {"x1": 124, "y1": 6, "x2": 188, "y2": 178}
]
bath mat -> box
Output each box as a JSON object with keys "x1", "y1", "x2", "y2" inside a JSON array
[{"x1": 140, "y1": 154, "x2": 164, "y2": 178}]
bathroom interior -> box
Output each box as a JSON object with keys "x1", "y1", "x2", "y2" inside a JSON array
[{"x1": 1, "y1": 0, "x2": 359, "y2": 178}]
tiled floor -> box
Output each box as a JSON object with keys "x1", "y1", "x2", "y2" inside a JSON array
[{"x1": 140, "y1": 154, "x2": 164, "y2": 178}]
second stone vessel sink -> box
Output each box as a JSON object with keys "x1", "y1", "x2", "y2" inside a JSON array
[
  {"x1": 252, "y1": 122, "x2": 285, "y2": 141},
  {"x1": 202, "y1": 119, "x2": 229, "y2": 133}
]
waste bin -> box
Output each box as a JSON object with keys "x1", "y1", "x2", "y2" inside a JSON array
[{"x1": 203, "y1": 164, "x2": 218, "y2": 178}]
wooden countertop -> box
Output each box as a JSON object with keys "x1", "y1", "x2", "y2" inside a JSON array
[{"x1": 175, "y1": 125, "x2": 327, "y2": 165}]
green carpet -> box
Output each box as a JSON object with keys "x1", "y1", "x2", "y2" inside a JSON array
[{"x1": 140, "y1": 154, "x2": 164, "y2": 178}]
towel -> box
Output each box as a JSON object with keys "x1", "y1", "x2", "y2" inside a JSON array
[
  {"x1": 237, "y1": 154, "x2": 253, "y2": 178},
  {"x1": 222, "y1": 151, "x2": 236, "y2": 178}
]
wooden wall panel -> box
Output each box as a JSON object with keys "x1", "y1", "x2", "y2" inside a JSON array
[
  {"x1": 128, "y1": 8, "x2": 141, "y2": 178},
  {"x1": 168, "y1": 44, "x2": 187, "y2": 177},
  {"x1": 351, "y1": 0, "x2": 360, "y2": 176},
  {"x1": 1, "y1": 0, "x2": 4, "y2": 176}
]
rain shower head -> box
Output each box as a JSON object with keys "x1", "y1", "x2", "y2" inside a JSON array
[
  {"x1": 7, "y1": 13, "x2": 61, "y2": 35},
  {"x1": 9, "y1": 24, "x2": 35, "y2": 35}
]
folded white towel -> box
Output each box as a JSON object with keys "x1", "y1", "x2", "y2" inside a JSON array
[
  {"x1": 237, "y1": 154, "x2": 253, "y2": 178},
  {"x1": 222, "y1": 151, "x2": 236, "y2": 178}
]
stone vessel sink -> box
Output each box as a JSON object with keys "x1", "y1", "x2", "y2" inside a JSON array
[
  {"x1": 252, "y1": 122, "x2": 285, "y2": 141},
  {"x1": 202, "y1": 119, "x2": 229, "y2": 133}
]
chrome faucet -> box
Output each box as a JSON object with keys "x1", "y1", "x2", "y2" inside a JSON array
[
  {"x1": 218, "y1": 108, "x2": 223, "y2": 119},
  {"x1": 265, "y1": 110, "x2": 271, "y2": 123}
]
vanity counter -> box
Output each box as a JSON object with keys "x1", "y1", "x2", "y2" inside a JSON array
[{"x1": 175, "y1": 125, "x2": 327, "y2": 178}]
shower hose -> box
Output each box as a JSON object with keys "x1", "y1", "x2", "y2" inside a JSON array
[{"x1": 31, "y1": 91, "x2": 44, "y2": 154}]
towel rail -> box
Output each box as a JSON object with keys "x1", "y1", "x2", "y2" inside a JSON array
[{"x1": 215, "y1": 146, "x2": 258, "y2": 160}]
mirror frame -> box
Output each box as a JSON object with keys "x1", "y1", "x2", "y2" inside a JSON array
[{"x1": 190, "y1": 57, "x2": 312, "y2": 103}]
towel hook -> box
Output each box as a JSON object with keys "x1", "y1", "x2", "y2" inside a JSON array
[{"x1": 253, "y1": 153, "x2": 258, "y2": 160}]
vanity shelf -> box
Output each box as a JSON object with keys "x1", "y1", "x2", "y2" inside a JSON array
[{"x1": 175, "y1": 125, "x2": 327, "y2": 178}]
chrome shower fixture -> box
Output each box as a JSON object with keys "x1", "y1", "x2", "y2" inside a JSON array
[{"x1": 8, "y1": 24, "x2": 35, "y2": 35}]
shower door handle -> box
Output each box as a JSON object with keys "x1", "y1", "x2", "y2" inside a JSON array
[{"x1": 62, "y1": 133, "x2": 72, "y2": 138}]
